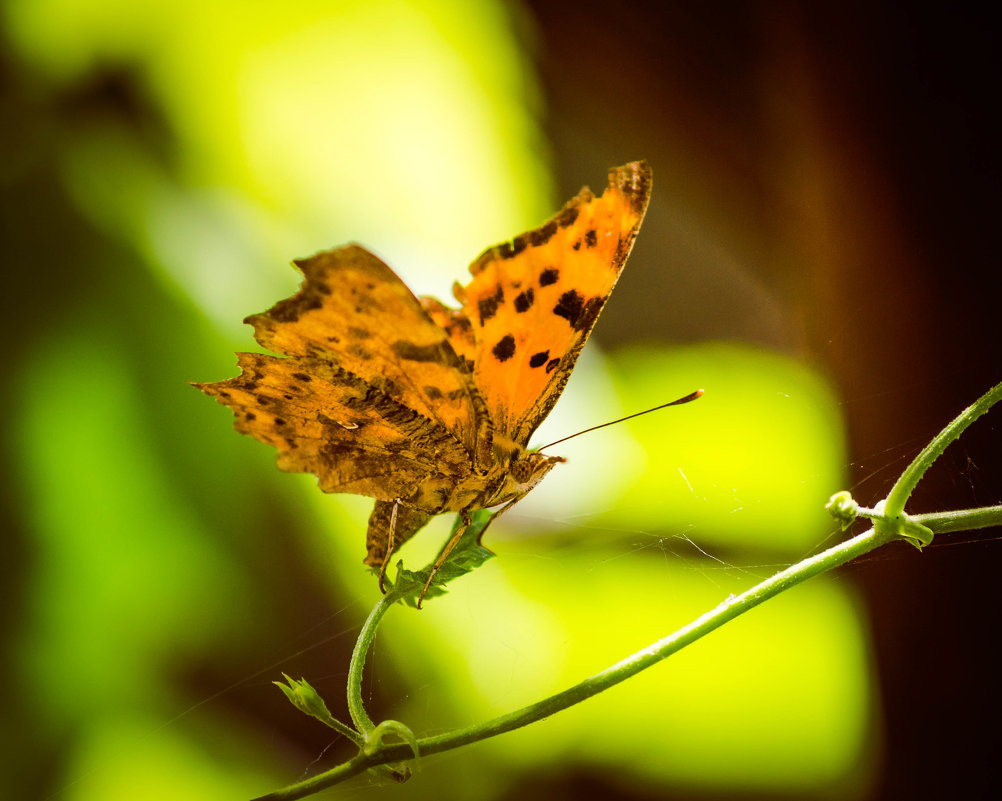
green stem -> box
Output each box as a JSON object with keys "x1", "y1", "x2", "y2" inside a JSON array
[
  {"x1": 912, "y1": 505, "x2": 1002, "y2": 534},
  {"x1": 346, "y1": 593, "x2": 395, "y2": 734},
  {"x1": 414, "y1": 521, "x2": 893, "y2": 754},
  {"x1": 255, "y1": 502, "x2": 997, "y2": 801},
  {"x1": 255, "y1": 519, "x2": 899, "y2": 801},
  {"x1": 252, "y1": 752, "x2": 373, "y2": 800},
  {"x1": 883, "y1": 380, "x2": 1002, "y2": 519}
]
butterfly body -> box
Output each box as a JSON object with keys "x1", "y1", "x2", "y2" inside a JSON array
[{"x1": 195, "y1": 162, "x2": 651, "y2": 575}]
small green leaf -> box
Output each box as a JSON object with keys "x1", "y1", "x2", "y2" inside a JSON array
[
  {"x1": 274, "y1": 673, "x2": 359, "y2": 742},
  {"x1": 274, "y1": 673, "x2": 337, "y2": 724},
  {"x1": 380, "y1": 509, "x2": 495, "y2": 607}
]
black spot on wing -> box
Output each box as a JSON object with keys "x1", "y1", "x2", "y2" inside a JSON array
[
  {"x1": 552, "y1": 290, "x2": 584, "y2": 327},
  {"x1": 529, "y1": 220, "x2": 558, "y2": 247},
  {"x1": 478, "y1": 284, "x2": 504, "y2": 325},
  {"x1": 514, "y1": 288, "x2": 534, "y2": 313},
  {"x1": 557, "y1": 204, "x2": 579, "y2": 228},
  {"x1": 584, "y1": 229, "x2": 597, "y2": 248},
  {"x1": 539, "y1": 268, "x2": 558, "y2": 286},
  {"x1": 529, "y1": 350, "x2": 549, "y2": 368},
  {"x1": 492, "y1": 334, "x2": 516, "y2": 362},
  {"x1": 545, "y1": 358, "x2": 560, "y2": 373},
  {"x1": 498, "y1": 235, "x2": 528, "y2": 260}
]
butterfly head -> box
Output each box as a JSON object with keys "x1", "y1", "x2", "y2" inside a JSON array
[{"x1": 505, "y1": 450, "x2": 565, "y2": 498}]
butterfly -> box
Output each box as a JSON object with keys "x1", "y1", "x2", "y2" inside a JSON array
[{"x1": 194, "y1": 161, "x2": 652, "y2": 600}]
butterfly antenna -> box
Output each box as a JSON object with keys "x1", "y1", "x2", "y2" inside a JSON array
[{"x1": 537, "y1": 389, "x2": 704, "y2": 452}]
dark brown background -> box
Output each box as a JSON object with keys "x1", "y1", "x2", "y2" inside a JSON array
[{"x1": 525, "y1": 2, "x2": 1000, "y2": 798}]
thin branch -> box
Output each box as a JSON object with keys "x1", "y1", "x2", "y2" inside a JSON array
[
  {"x1": 883, "y1": 380, "x2": 1002, "y2": 518},
  {"x1": 255, "y1": 517, "x2": 905, "y2": 800},
  {"x1": 346, "y1": 594, "x2": 394, "y2": 734}
]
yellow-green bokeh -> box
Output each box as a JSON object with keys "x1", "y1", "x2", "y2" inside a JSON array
[{"x1": 2, "y1": 1, "x2": 872, "y2": 799}]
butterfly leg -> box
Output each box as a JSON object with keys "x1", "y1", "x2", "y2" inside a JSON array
[
  {"x1": 366, "y1": 500, "x2": 433, "y2": 591},
  {"x1": 376, "y1": 498, "x2": 402, "y2": 594},
  {"x1": 417, "y1": 510, "x2": 472, "y2": 608}
]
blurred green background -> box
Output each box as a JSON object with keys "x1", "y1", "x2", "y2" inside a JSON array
[{"x1": 2, "y1": 2, "x2": 999, "y2": 800}]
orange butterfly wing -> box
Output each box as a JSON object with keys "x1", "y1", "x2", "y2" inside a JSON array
[
  {"x1": 245, "y1": 245, "x2": 491, "y2": 466},
  {"x1": 195, "y1": 245, "x2": 496, "y2": 508},
  {"x1": 193, "y1": 351, "x2": 471, "y2": 500},
  {"x1": 453, "y1": 161, "x2": 651, "y2": 445}
]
